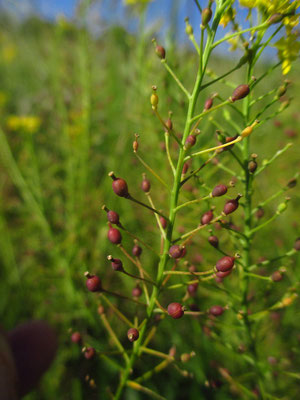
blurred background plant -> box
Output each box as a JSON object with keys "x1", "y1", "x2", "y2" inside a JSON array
[{"x1": 0, "y1": 0, "x2": 299, "y2": 399}]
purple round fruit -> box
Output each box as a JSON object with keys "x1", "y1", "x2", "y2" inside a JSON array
[
  {"x1": 216, "y1": 256, "x2": 235, "y2": 272},
  {"x1": 107, "y1": 227, "x2": 122, "y2": 244},
  {"x1": 127, "y1": 328, "x2": 139, "y2": 342},
  {"x1": 167, "y1": 302, "x2": 184, "y2": 319},
  {"x1": 212, "y1": 184, "x2": 227, "y2": 197}
]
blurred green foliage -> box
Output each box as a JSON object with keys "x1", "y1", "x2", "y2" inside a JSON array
[{"x1": 0, "y1": 7, "x2": 299, "y2": 400}]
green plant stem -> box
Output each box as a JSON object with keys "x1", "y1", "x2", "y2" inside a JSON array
[
  {"x1": 145, "y1": 193, "x2": 167, "y2": 240},
  {"x1": 212, "y1": 21, "x2": 268, "y2": 48},
  {"x1": 190, "y1": 99, "x2": 230, "y2": 123},
  {"x1": 161, "y1": 60, "x2": 190, "y2": 99},
  {"x1": 100, "y1": 294, "x2": 135, "y2": 328},
  {"x1": 128, "y1": 195, "x2": 168, "y2": 220},
  {"x1": 174, "y1": 194, "x2": 211, "y2": 213},
  {"x1": 240, "y1": 56, "x2": 267, "y2": 399},
  {"x1": 114, "y1": 5, "x2": 225, "y2": 397},
  {"x1": 134, "y1": 152, "x2": 169, "y2": 189},
  {"x1": 100, "y1": 313, "x2": 130, "y2": 365},
  {"x1": 164, "y1": 132, "x2": 176, "y2": 175},
  {"x1": 249, "y1": 214, "x2": 278, "y2": 234},
  {"x1": 248, "y1": 248, "x2": 297, "y2": 271}
]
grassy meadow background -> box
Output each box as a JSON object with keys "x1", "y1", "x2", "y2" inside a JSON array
[{"x1": 0, "y1": 1, "x2": 300, "y2": 399}]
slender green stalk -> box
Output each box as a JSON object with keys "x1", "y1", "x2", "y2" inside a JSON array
[
  {"x1": 114, "y1": 4, "x2": 224, "y2": 397},
  {"x1": 161, "y1": 60, "x2": 190, "y2": 98}
]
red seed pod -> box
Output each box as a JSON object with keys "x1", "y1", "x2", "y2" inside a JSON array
[
  {"x1": 248, "y1": 160, "x2": 257, "y2": 173},
  {"x1": 208, "y1": 235, "x2": 219, "y2": 248},
  {"x1": 84, "y1": 347, "x2": 95, "y2": 360},
  {"x1": 141, "y1": 178, "x2": 151, "y2": 192},
  {"x1": 133, "y1": 139, "x2": 139, "y2": 152},
  {"x1": 107, "y1": 226, "x2": 122, "y2": 244},
  {"x1": 185, "y1": 135, "x2": 196, "y2": 149},
  {"x1": 97, "y1": 305, "x2": 105, "y2": 315},
  {"x1": 268, "y1": 13, "x2": 284, "y2": 25},
  {"x1": 86, "y1": 275, "x2": 102, "y2": 292},
  {"x1": 132, "y1": 285, "x2": 142, "y2": 298},
  {"x1": 271, "y1": 271, "x2": 283, "y2": 282},
  {"x1": 160, "y1": 216, "x2": 168, "y2": 229},
  {"x1": 204, "y1": 97, "x2": 213, "y2": 111},
  {"x1": 187, "y1": 283, "x2": 198, "y2": 296},
  {"x1": 189, "y1": 265, "x2": 197, "y2": 273},
  {"x1": 107, "y1": 210, "x2": 120, "y2": 225},
  {"x1": 71, "y1": 332, "x2": 82, "y2": 344},
  {"x1": 155, "y1": 45, "x2": 166, "y2": 59},
  {"x1": 165, "y1": 118, "x2": 173, "y2": 131},
  {"x1": 132, "y1": 244, "x2": 142, "y2": 257},
  {"x1": 181, "y1": 247, "x2": 187, "y2": 258},
  {"x1": 189, "y1": 303, "x2": 199, "y2": 312},
  {"x1": 216, "y1": 269, "x2": 232, "y2": 278},
  {"x1": 202, "y1": 7, "x2": 212, "y2": 26},
  {"x1": 294, "y1": 237, "x2": 300, "y2": 251},
  {"x1": 256, "y1": 208, "x2": 264, "y2": 219},
  {"x1": 209, "y1": 306, "x2": 224, "y2": 316},
  {"x1": 127, "y1": 328, "x2": 139, "y2": 342},
  {"x1": 110, "y1": 258, "x2": 124, "y2": 272},
  {"x1": 224, "y1": 136, "x2": 236, "y2": 151},
  {"x1": 215, "y1": 276, "x2": 223, "y2": 284},
  {"x1": 216, "y1": 256, "x2": 235, "y2": 272},
  {"x1": 182, "y1": 162, "x2": 189, "y2": 175},
  {"x1": 287, "y1": 178, "x2": 297, "y2": 188},
  {"x1": 212, "y1": 184, "x2": 228, "y2": 197},
  {"x1": 231, "y1": 84, "x2": 250, "y2": 102},
  {"x1": 169, "y1": 245, "x2": 184, "y2": 259},
  {"x1": 110, "y1": 176, "x2": 129, "y2": 197},
  {"x1": 201, "y1": 210, "x2": 214, "y2": 225},
  {"x1": 223, "y1": 198, "x2": 239, "y2": 215},
  {"x1": 167, "y1": 302, "x2": 184, "y2": 319}
]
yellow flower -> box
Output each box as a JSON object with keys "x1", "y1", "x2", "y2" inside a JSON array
[
  {"x1": 6, "y1": 115, "x2": 41, "y2": 134},
  {"x1": 239, "y1": 0, "x2": 257, "y2": 7},
  {"x1": 123, "y1": 0, "x2": 152, "y2": 5},
  {"x1": 220, "y1": 7, "x2": 236, "y2": 28},
  {"x1": 274, "y1": 33, "x2": 300, "y2": 74}
]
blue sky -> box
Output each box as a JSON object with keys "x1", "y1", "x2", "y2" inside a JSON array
[{"x1": 0, "y1": 0, "x2": 278, "y2": 59}]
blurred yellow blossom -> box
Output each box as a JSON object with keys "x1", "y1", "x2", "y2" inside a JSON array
[
  {"x1": 220, "y1": 7, "x2": 236, "y2": 28},
  {"x1": 274, "y1": 33, "x2": 300, "y2": 74},
  {"x1": 6, "y1": 115, "x2": 41, "y2": 134},
  {"x1": 123, "y1": 0, "x2": 152, "y2": 5},
  {"x1": 1, "y1": 44, "x2": 17, "y2": 64}
]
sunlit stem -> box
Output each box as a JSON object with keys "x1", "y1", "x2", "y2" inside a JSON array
[
  {"x1": 145, "y1": 192, "x2": 167, "y2": 240},
  {"x1": 100, "y1": 294, "x2": 135, "y2": 328},
  {"x1": 165, "y1": 132, "x2": 176, "y2": 175},
  {"x1": 135, "y1": 257, "x2": 150, "y2": 304},
  {"x1": 212, "y1": 21, "x2": 268, "y2": 48},
  {"x1": 244, "y1": 272, "x2": 272, "y2": 282},
  {"x1": 99, "y1": 312, "x2": 130, "y2": 364},
  {"x1": 128, "y1": 194, "x2": 169, "y2": 220},
  {"x1": 118, "y1": 244, "x2": 153, "y2": 280},
  {"x1": 163, "y1": 269, "x2": 214, "y2": 276},
  {"x1": 180, "y1": 151, "x2": 217, "y2": 186},
  {"x1": 103, "y1": 289, "x2": 147, "y2": 306},
  {"x1": 184, "y1": 136, "x2": 242, "y2": 162},
  {"x1": 190, "y1": 99, "x2": 230, "y2": 123},
  {"x1": 153, "y1": 108, "x2": 182, "y2": 146},
  {"x1": 161, "y1": 59, "x2": 191, "y2": 99},
  {"x1": 174, "y1": 194, "x2": 211, "y2": 213},
  {"x1": 173, "y1": 214, "x2": 224, "y2": 245},
  {"x1": 119, "y1": 224, "x2": 159, "y2": 256},
  {"x1": 134, "y1": 152, "x2": 169, "y2": 189}
]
